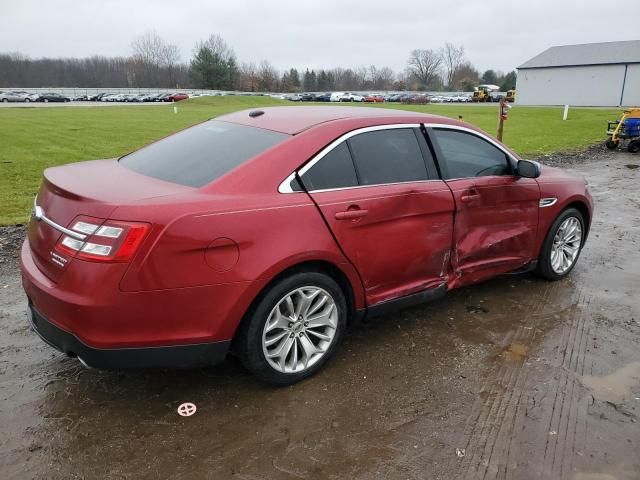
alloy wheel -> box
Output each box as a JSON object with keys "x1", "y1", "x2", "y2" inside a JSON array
[
  {"x1": 262, "y1": 286, "x2": 338, "y2": 374},
  {"x1": 550, "y1": 216, "x2": 583, "y2": 274}
]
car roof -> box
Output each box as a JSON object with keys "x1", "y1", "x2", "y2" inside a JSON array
[{"x1": 218, "y1": 106, "x2": 452, "y2": 135}]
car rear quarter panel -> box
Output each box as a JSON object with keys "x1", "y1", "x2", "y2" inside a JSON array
[{"x1": 114, "y1": 192, "x2": 364, "y2": 339}]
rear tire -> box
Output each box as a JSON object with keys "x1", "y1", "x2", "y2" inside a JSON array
[
  {"x1": 628, "y1": 140, "x2": 640, "y2": 154},
  {"x1": 236, "y1": 271, "x2": 347, "y2": 386},
  {"x1": 536, "y1": 208, "x2": 585, "y2": 281}
]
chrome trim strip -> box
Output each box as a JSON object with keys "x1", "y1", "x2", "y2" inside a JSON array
[
  {"x1": 277, "y1": 122, "x2": 518, "y2": 194},
  {"x1": 539, "y1": 197, "x2": 558, "y2": 208},
  {"x1": 306, "y1": 179, "x2": 445, "y2": 194},
  {"x1": 32, "y1": 202, "x2": 86, "y2": 240}
]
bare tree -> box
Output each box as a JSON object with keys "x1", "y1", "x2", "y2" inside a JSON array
[
  {"x1": 131, "y1": 31, "x2": 171, "y2": 86},
  {"x1": 131, "y1": 31, "x2": 165, "y2": 63},
  {"x1": 160, "y1": 43, "x2": 181, "y2": 87},
  {"x1": 442, "y1": 43, "x2": 465, "y2": 89},
  {"x1": 257, "y1": 60, "x2": 278, "y2": 91},
  {"x1": 239, "y1": 62, "x2": 259, "y2": 91},
  {"x1": 450, "y1": 61, "x2": 480, "y2": 91},
  {"x1": 406, "y1": 49, "x2": 443, "y2": 90}
]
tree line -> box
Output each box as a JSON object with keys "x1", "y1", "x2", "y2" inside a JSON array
[{"x1": 0, "y1": 32, "x2": 516, "y2": 92}]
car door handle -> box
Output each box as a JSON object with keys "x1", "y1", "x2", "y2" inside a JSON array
[
  {"x1": 335, "y1": 209, "x2": 369, "y2": 220},
  {"x1": 461, "y1": 193, "x2": 481, "y2": 203}
]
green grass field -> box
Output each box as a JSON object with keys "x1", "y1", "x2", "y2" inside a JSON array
[{"x1": 0, "y1": 96, "x2": 618, "y2": 225}]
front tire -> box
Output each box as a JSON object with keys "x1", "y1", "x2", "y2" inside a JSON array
[
  {"x1": 536, "y1": 208, "x2": 585, "y2": 280},
  {"x1": 628, "y1": 140, "x2": 640, "y2": 154},
  {"x1": 237, "y1": 272, "x2": 347, "y2": 385},
  {"x1": 605, "y1": 138, "x2": 618, "y2": 150}
]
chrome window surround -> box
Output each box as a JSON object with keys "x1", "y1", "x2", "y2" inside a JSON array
[{"x1": 277, "y1": 123, "x2": 520, "y2": 194}]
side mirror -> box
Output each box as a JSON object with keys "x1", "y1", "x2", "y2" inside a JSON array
[{"x1": 517, "y1": 159, "x2": 541, "y2": 178}]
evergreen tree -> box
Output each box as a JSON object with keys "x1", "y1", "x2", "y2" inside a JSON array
[
  {"x1": 500, "y1": 70, "x2": 517, "y2": 91},
  {"x1": 480, "y1": 69, "x2": 499, "y2": 85}
]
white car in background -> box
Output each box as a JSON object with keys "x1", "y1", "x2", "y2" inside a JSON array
[
  {"x1": 329, "y1": 92, "x2": 364, "y2": 102},
  {"x1": 0, "y1": 91, "x2": 38, "y2": 102}
]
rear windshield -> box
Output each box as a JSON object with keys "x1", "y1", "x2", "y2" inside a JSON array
[{"x1": 119, "y1": 120, "x2": 288, "y2": 187}]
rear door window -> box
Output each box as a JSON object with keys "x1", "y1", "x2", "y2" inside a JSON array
[
  {"x1": 347, "y1": 129, "x2": 429, "y2": 185},
  {"x1": 301, "y1": 143, "x2": 358, "y2": 191},
  {"x1": 120, "y1": 120, "x2": 288, "y2": 187}
]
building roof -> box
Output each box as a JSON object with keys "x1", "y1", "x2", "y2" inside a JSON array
[
  {"x1": 219, "y1": 106, "x2": 450, "y2": 134},
  {"x1": 518, "y1": 40, "x2": 640, "y2": 69}
]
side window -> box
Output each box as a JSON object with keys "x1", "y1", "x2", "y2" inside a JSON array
[
  {"x1": 348, "y1": 129, "x2": 428, "y2": 185},
  {"x1": 301, "y1": 142, "x2": 358, "y2": 191},
  {"x1": 431, "y1": 129, "x2": 511, "y2": 179}
]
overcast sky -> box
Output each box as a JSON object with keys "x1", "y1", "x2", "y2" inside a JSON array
[{"x1": 0, "y1": 0, "x2": 636, "y2": 74}]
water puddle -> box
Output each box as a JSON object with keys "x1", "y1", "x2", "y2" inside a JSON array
[{"x1": 582, "y1": 361, "x2": 640, "y2": 404}]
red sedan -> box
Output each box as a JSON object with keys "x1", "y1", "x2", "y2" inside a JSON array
[
  {"x1": 21, "y1": 107, "x2": 592, "y2": 385},
  {"x1": 363, "y1": 94, "x2": 384, "y2": 103},
  {"x1": 167, "y1": 92, "x2": 189, "y2": 102}
]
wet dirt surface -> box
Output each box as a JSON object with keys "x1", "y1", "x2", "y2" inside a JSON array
[{"x1": 1, "y1": 149, "x2": 639, "y2": 479}]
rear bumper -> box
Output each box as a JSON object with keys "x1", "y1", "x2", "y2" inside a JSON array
[
  {"x1": 28, "y1": 303, "x2": 230, "y2": 369},
  {"x1": 20, "y1": 238, "x2": 255, "y2": 355}
]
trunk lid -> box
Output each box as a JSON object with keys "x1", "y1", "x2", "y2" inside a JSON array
[{"x1": 28, "y1": 158, "x2": 191, "y2": 282}]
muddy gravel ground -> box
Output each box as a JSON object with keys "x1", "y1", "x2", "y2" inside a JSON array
[{"x1": 1, "y1": 149, "x2": 639, "y2": 480}]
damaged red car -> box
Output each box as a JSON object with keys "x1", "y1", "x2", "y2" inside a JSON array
[{"x1": 21, "y1": 106, "x2": 593, "y2": 385}]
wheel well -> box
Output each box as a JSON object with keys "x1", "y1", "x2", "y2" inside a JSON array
[
  {"x1": 565, "y1": 201, "x2": 591, "y2": 235},
  {"x1": 230, "y1": 261, "x2": 359, "y2": 350}
]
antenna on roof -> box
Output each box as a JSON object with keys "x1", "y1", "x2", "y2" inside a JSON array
[{"x1": 249, "y1": 110, "x2": 264, "y2": 118}]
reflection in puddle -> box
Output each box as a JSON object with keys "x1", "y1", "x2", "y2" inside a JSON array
[{"x1": 582, "y1": 362, "x2": 640, "y2": 404}]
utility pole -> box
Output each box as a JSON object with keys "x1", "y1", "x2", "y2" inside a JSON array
[{"x1": 497, "y1": 97, "x2": 510, "y2": 142}]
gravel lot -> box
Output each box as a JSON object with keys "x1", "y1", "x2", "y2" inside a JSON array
[{"x1": 0, "y1": 148, "x2": 639, "y2": 479}]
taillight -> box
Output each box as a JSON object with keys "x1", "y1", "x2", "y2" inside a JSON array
[{"x1": 54, "y1": 215, "x2": 150, "y2": 262}]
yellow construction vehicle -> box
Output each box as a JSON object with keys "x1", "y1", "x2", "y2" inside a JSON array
[
  {"x1": 505, "y1": 89, "x2": 516, "y2": 103},
  {"x1": 606, "y1": 108, "x2": 640, "y2": 153},
  {"x1": 472, "y1": 86, "x2": 491, "y2": 102}
]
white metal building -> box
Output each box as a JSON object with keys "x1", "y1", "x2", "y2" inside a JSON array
[{"x1": 516, "y1": 40, "x2": 640, "y2": 106}]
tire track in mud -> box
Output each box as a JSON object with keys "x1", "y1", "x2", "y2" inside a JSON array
[
  {"x1": 451, "y1": 279, "x2": 597, "y2": 480},
  {"x1": 449, "y1": 281, "x2": 555, "y2": 479},
  {"x1": 538, "y1": 293, "x2": 592, "y2": 480}
]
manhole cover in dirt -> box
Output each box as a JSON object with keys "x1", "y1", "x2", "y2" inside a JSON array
[{"x1": 177, "y1": 402, "x2": 197, "y2": 417}]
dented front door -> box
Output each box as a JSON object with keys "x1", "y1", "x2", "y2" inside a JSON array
[{"x1": 446, "y1": 175, "x2": 540, "y2": 287}]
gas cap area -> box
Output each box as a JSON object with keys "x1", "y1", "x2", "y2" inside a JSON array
[{"x1": 204, "y1": 237, "x2": 240, "y2": 272}]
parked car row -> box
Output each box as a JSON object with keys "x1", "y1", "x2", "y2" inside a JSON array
[
  {"x1": 278, "y1": 91, "x2": 474, "y2": 104},
  {"x1": 0, "y1": 90, "x2": 194, "y2": 103},
  {"x1": 91, "y1": 92, "x2": 190, "y2": 102}
]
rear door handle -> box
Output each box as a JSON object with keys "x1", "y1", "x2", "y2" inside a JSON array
[
  {"x1": 335, "y1": 209, "x2": 369, "y2": 220},
  {"x1": 461, "y1": 193, "x2": 481, "y2": 203},
  {"x1": 461, "y1": 188, "x2": 481, "y2": 203}
]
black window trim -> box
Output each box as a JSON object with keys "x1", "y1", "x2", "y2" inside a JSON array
[
  {"x1": 424, "y1": 124, "x2": 517, "y2": 181},
  {"x1": 279, "y1": 123, "x2": 442, "y2": 193}
]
